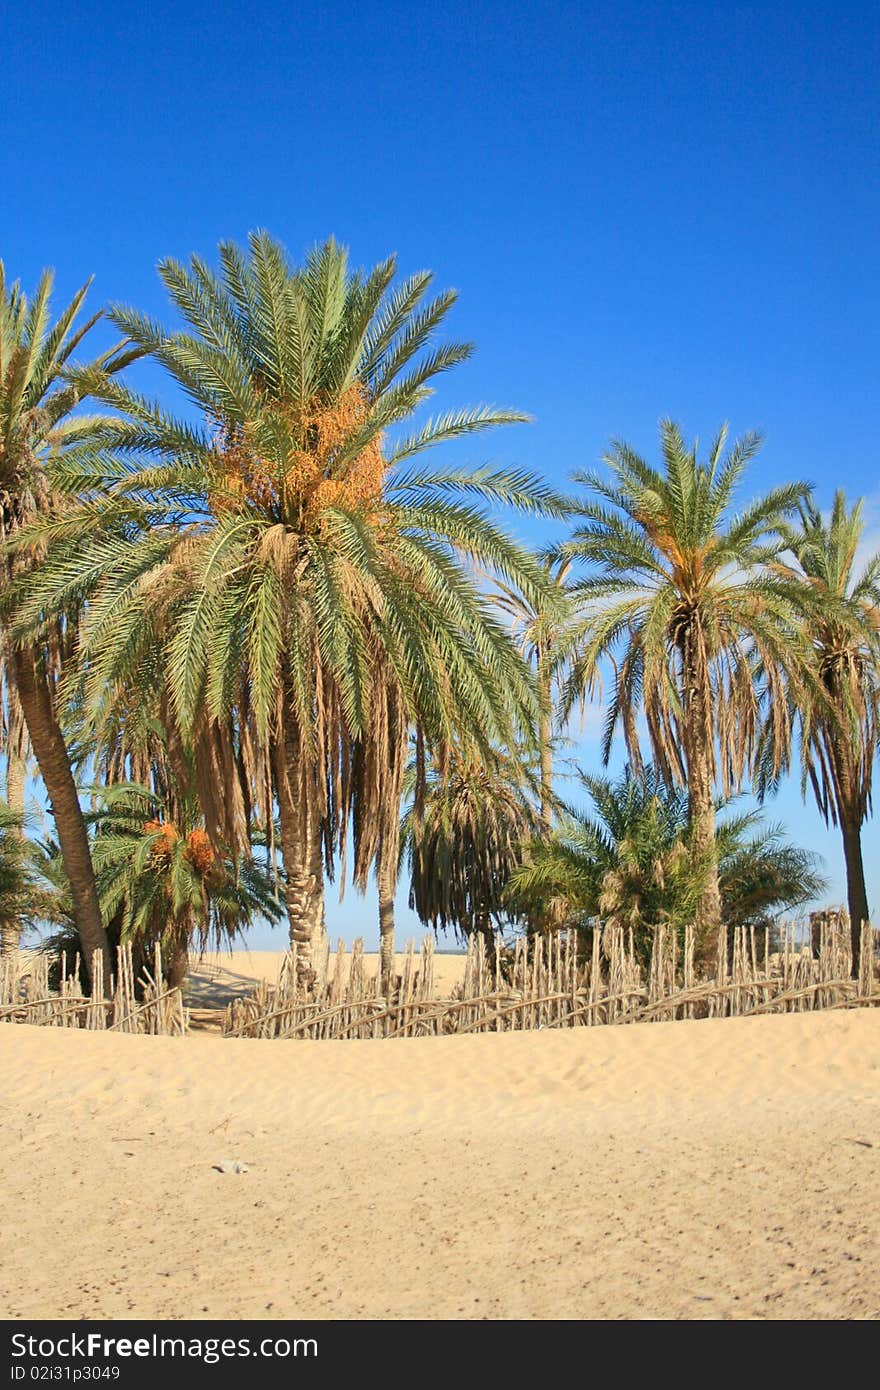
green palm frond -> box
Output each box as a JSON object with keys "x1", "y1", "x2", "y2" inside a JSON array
[
  {"x1": 560, "y1": 420, "x2": 811, "y2": 796},
  {"x1": 507, "y1": 766, "x2": 825, "y2": 957}
]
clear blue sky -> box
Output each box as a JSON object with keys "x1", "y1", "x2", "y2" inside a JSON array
[{"x1": 5, "y1": 0, "x2": 879, "y2": 947}]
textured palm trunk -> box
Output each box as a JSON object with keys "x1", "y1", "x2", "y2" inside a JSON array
[
  {"x1": 272, "y1": 717, "x2": 325, "y2": 984},
  {"x1": 6, "y1": 742, "x2": 25, "y2": 814},
  {"x1": 839, "y1": 817, "x2": 869, "y2": 978},
  {"x1": 825, "y1": 731, "x2": 869, "y2": 978},
  {"x1": 167, "y1": 935, "x2": 191, "y2": 990},
  {"x1": 377, "y1": 834, "x2": 397, "y2": 996},
  {"x1": 0, "y1": 919, "x2": 17, "y2": 960},
  {"x1": 829, "y1": 738, "x2": 869, "y2": 978},
  {"x1": 682, "y1": 663, "x2": 722, "y2": 962},
  {"x1": 1, "y1": 699, "x2": 26, "y2": 960},
  {"x1": 11, "y1": 645, "x2": 109, "y2": 981}
]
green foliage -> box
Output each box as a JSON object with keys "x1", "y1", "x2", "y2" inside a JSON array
[
  {"x1": 0, "y1": 248, "x2": 861, "y2": 972},
  {"x1": 401, "y1": 744, "x2": 541, "y2": 940},
  {"x1": 14, "y1": 235, "x2": 561, "y2": 743},
  {"x1": 507, "y1": 767, "x2": 826, "y2": 961},
  {"x1": 11, "y1": 236, "x2": 567, "y2": 912},
  {"x1": 557, "y1": 419, "x2": 811, "y2": 794},
  {"x1": 84, "y1": 782, "x2": 282, "y2": 964},
  {"x1": 0, "y1": 801, "x2": 68, "y2": 938},
  {"x1": 763, "y1": 490, "x2": 880, "y2": 826}
]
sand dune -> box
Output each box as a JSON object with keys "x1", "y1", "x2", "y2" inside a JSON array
[{"x1": 1, "y1": 1009, "x2": 879, "y2": 1320}]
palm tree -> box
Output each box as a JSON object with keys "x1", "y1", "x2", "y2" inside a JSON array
[
  {"x1": 85, "y1": 782, "x2": 282, "y2": 987},
  {"x1": 401, "y1": 743, "x2": 541, "y2": 944},
  {"x1": 764, "y1": 491, "x2": 880, "y2": 971},
  {"x1": 557, "y1": 420, "x2": 809, "y2": 956},
  {"x1": 716, "y1": 811, "x2": 826, "y2": 938},
  {"x1": 507, "y1": 766, "x2": 825, "y2": 964},
  {"x1": 0, "y1": 263, "x2": 135, "y2": 979},
  {"x1": 0, "y1": 801, "x2": 68, "y2": 958},
  {"x1": 507, "y1": 767, "x2": 704, "y2": 950},
  {"x1": 15, "y1": 235, "x2": 562, "y2": 979}
]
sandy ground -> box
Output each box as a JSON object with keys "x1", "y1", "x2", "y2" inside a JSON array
[{"x1": 1, "y1": 1006, "x2": 879, "y2": 1321}]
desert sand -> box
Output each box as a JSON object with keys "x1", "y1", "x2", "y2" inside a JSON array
[{"x1": 2, "y1": 989, "x2": 879, "y2": 1321}]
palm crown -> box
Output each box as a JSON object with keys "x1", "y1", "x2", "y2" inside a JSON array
[
  {"x1": 773, "y1": 490, "x2": 880, "y2": 822},
  {"x1": 87, "y1": 782, "x2": 282, "y2": 983}
]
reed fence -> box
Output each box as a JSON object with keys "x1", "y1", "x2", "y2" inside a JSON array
[
  {"x1": 0, "y1": 943, "x2": 186, "y2": 1035},
  {"x1": 223, "y1": 915, "x2": 879, "y2": 1041},
  {"x1": 3, "y1": 916, "x2": 875, "y2": 1041}
]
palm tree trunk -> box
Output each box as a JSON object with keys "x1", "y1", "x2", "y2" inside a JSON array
[
  {"x1": 167, "y1": 937, "x2": 191, "y2": 990},
  {"x1": 11, "y1": 645, "x2": 109, "y2": 982},
  {"x1": 682, "y1": 656, "x2": 721, "y2": 961},
  {"x1": 7, "y1": 744, "x2": 25, "y2": 813},
  {"x1": 1, "y1": 694, "x2": 26, "y2": 960},
  {"x1": 377, "y1": 833, "x2": 397, "y2": 996},
  {"x1": 0, "y1": 919, "x2": 17, "y2": 960},
  {"x1": 840, "y1": 816, "x2": 869, "y2": 978},
  {"x1": 272, "y1": 716, "x2": 325, "y2": 985},
  {"x1": 829, "y1": 743, "x2": 869, "y2": 979}
]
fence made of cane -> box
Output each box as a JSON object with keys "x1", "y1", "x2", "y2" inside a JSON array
[
  {"x1": 0, "y1": 943, "x2": 186, "y2": 1035},
  {"x1": 223, "y1": 916, "x2": 879, "y2": 1041},
  {"x1": 2, "y1": 917, "x2": 874, "y2": 1041}
]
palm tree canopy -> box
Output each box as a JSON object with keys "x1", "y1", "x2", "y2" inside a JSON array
[
  {"x1": 0, "y1": 801, "x2": 69, "y2": 935},
  {"x1": 493, "y1": 556, "x2": 576, "y2": 686},
  {"x1": 507, "y1": 766, "x2": 826, "y2": 944},
  {"x1": 402, "y1": 743, "x2": 541, "y2": 939},
  {"x1": 0, "y1": 262, "x2": 136, "y2": 538},
  {"x1": 86, "y1": 781, "x2": 282, "y2": 954},
  {"x1": 13, "y1": 235, "x2": 567, "y2": 869},
  {"x1": 557, "y1": 419, "x2": 811, "y2": 795},
  {"x1": 0, "y1": 260, "x2": 139, "y2": 752},
  {"x1": 507, "y1": 766, "x2": 702, "y2": 938}
]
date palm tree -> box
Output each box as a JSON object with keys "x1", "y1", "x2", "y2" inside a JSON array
[
  {"x1": 86, "y1": 782, "x2": 283, "y2": 987},
  {"x1": 15, "y1": 235, "x2": 562, "y2": 977},
  {"x1": 0, "y1": 800, "x2": 69, "y2": 958},
  {"x1": 507, "y1": 766, "x2": 825, "y2": 964},
  {"x1": 401, "y1": 742, "x2": 541, "y2": 944},
  {"x1": 764, "y1": 491, "x2": 880, "y2": 971},
  {"x1": 556, "y1": 420, "x2": 809, "y2": 957},
  {"x1": 508, "y1": 767, "x2": 705, "y2": 948},
  {"x1": 0, "y1": 263, "x2": 135, "y2": 978}
]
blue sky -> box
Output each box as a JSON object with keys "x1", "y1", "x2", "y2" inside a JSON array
[{"x1": 5, "y1": 0, "x2": 879, "y2": 947}]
